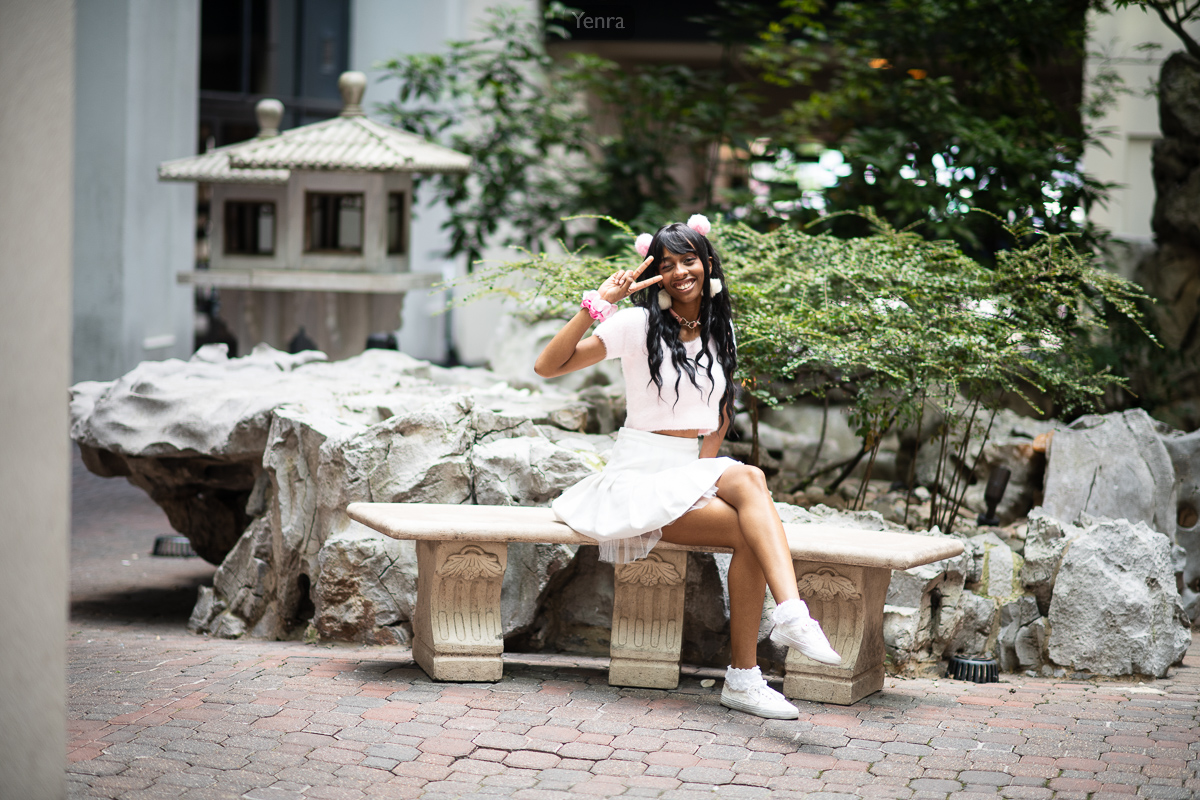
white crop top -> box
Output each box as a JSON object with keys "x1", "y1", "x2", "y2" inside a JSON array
[{"x1": 593, "y1": 307, "x2": 728, "y2": 435}]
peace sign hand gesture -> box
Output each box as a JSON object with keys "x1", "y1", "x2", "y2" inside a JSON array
[{"x1": 596, "y1": 255, "x2": 662, "y2": 304}]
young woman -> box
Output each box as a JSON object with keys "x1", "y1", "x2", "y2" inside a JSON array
[{"x1": 534, "y1": 216, "x2": 840, "y2": 720}]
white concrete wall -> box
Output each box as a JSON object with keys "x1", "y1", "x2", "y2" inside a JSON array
[
  {"x1": 0, "y1": 1, "x2": 73, "y2": 797},
  {"x1": 1086, "y1": 6, "x2": 1200, "y2": 243},
  {"x1": 73, "y1": 0, "x2": 198, "y2": 381},
  {"x1": 350, "y1": 0, "x2": 535, "y2": 365}
]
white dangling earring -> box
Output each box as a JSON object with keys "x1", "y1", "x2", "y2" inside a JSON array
[
  {"x1": 709, "y1": 278, "x2": 723, "y2": 296},
  {"x1": 657, "y1": 288, "x2": 673, "y2": 310}
]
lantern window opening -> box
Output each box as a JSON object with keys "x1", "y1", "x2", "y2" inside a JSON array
[
  {"x1": 224, "y1": 200, "x2": 276, "y2": 256},
  {"x1": 305, "y1": 191, "x2": 364, "y2": 253},
  {"x1": 387, "y1": 192, "x2": 407, "y2": 255}
]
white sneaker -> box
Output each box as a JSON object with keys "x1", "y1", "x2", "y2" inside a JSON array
[
  {"x1": 720, "y1": 676, "x2": 799, "y2": 719},
  {"x1": 770, "y1": 616, "x2": 842, "y2": 665}
]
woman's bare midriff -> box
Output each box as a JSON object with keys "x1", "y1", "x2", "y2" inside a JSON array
[{"x1": 653, "y1": 429, "x2": 700, "y2": 438}]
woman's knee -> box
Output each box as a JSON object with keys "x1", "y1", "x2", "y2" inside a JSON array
[{"x1": 720, "y1": 464, "x2": 769, "y2": 501}]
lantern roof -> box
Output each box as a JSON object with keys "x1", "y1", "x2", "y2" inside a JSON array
[{"x1": 158, "y1": 72, "x2": 471, "y2": 184}]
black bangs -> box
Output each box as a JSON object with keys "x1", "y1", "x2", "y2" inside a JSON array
[{"x1": 650, "y1": 224, "x2": 706, "y2": 262}]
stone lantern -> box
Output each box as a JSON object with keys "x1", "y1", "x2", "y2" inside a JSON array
[{"x1": 159, "y1": 71, "x2": 471, "y2": 359}]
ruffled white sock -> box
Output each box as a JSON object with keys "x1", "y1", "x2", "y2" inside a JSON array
[
  {"x1": 724, "y1": 664, "x2": 764, "y2": 692},
  {"x1": 772, "y1": 599, "x2": 811, "y2": 626}
]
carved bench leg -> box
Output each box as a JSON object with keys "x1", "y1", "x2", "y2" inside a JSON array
[
  {"x1": 783, "y1": 561, "x2": 890, "y2": 705},
  {"x1": 412, "y1": 540, "x2": 507, "y2": 682},
  {"x1": 608, "y1": 550, "x2": 688, "y2": 689}
]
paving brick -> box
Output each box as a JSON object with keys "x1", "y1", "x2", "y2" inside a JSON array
[
  {"x1": 910, "y1": 777, "x2": 964, "y2": 792},
  {"x1": 556, "y1": 742, "x2": 614, "y2": 760}
]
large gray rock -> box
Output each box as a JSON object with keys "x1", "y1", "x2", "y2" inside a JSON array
[
  {"x1": 1047, "y1": 518, "x2": 1191, "y2": 677},
  {"x1": 882, "y1": 605, "x2": 923, "y2": 663},
  {"x1": 73, "y1": 344, "x2": 617, "y2": 644},
  {"x1": 1020, "y1": 509, "x2": 1087, "y2": 616},
  {"x1": 967, "y1": 532, "x2": 1024, "y2": 601},
  {"x1": 974, "y1": 413, "x2": 1058, "y2": 524},
  {"x1": 996, "y1": 595, "x2": 1041, "y2": 672},
  {"x1": 502, "y1": 543, "x2": 577, "y2": 639},
  {"x1": 70, "y1": 344, "x2": 443, "y2": 562},
  {"x1": 225, "y1": 394, "x2": 596, "y2": 643},
  {"x1": 472, "y1": 436, "x2": 594, "y2": 506},
  {"x1": 1160, "y1": 429, "x2": 1200, "y2": 623},
  {"x1": 881, "y1": 530, "x2": 970, "y2": 673},
  {"x1": 535, "y1": 545, "x2": 615, "y2": 654},
  {"x1": 313, "y1": 526, "x2": 417, "y2": 645},
  {"x1": 942, "y1": 589, "x2": 999, "y2": 659},
  {"x1": 1042, "y1": 409, "x2": 1177, "y2": 536}
]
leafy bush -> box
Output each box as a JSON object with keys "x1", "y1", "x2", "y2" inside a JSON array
[{"x1": 458, "y1": 214, "x2": 1152, "y2": 533}]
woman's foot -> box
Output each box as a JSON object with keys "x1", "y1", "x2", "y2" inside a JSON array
[
  {"x1": 719, "y1": 666, "x2": 799, "y2": 719},
  {"x1": 770, "y1": 599, "x2": 842, "y2": 665}
]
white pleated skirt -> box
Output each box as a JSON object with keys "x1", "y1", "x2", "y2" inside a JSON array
[{"x1": 552, "y1": 427, "x2": 741, "y2": 564}]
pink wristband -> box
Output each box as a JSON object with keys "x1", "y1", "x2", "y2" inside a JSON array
[{"x1": 582, "y1": 290, "x2": 616, "y2": 322}]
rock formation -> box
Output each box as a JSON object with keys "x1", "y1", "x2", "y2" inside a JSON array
[
  {"x1": 75, "y1": 344, "x2": 599, "y2": 644},
  {"x1": 1048, "y1": 518, "x2": 1191, "y2": 677},
  {"x1": 1041, "y1": 409, "x2": 1176, "y2": 535},
  {"x1": 1161, "y1": 428, "x2": 1200, "y2": 620},
  {"x1": 73, "y1": 347, "x2": 1194, "y2": 677}
]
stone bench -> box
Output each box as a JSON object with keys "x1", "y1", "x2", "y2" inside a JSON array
[{"x1": 345, "y1": 503, "x2": 964, "y2": 705}]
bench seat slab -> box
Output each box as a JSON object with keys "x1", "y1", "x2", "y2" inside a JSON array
[
  {"x1": 609, "y1": 550, "x2": 689, "y2": 690},
  {"x1": 784, "y1": 561, "x2": 890, "y2": 705},
  {"x1": 412, "y1": 540, "x2": 508, "y2": 682}
]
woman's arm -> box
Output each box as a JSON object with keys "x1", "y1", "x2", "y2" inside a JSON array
[
  {"x1": 699, "y1": 409, "x2": 731, "y2": 459},
  {"x1": 533, "y1": 309, "x2": 608, "y2": 378},
  {"x1": 533, "y1": 257, "x2": 660, "y2": 379}
]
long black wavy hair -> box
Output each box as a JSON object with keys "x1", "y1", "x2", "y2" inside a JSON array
[{"x1": 633, "y1": 222, "x2": 737, "y2": 427}]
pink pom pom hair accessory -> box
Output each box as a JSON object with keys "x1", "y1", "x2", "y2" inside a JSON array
[
  {"x1": 634, "y1": 233, "x2": 653, "y2": 258},
  {"x1": 687, "y1": 214, "x2": 711, "y2": 236}
]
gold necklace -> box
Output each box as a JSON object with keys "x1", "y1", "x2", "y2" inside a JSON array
[{"x1": 669, "y1": 308, "x2": 700, "y2": 330}]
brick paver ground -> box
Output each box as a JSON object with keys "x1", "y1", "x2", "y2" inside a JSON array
[{"x1": 67, "y1": 450, "x2": 1200, "y2": 799}]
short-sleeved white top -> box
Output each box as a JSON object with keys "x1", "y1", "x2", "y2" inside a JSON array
[{"x1": 593, "y1": 307, "x2": 727, "y2": 435}]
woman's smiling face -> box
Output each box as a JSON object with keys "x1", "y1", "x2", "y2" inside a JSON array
[{"x1": 658, "y1": 248, "x2": 706, "y2": 304}]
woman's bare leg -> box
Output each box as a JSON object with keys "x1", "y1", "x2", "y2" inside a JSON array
[
  {"x1": 711, "y1": 465, "x2": 800, "y2": 604},
  {"x1": 661, "y1": 497, "x2": 770, "y2": 670},
  {"x1": 664, "y1": 464, "x2": 840, "y2": 674}
]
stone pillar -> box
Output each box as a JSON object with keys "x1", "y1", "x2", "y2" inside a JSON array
[
  {"x1": 609, "y1": 550, "x2": 688, "y2": 689},
  {"x1": 412, "y1": 541, "x2": 507, "y2": 681},
  {"x1": 0, "y1": 1, "x2": 73, "y2": 797},
  {"x1": 783, "y1": 562, "x2": 891, "y2": 705}
]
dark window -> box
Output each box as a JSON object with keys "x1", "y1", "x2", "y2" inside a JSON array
[
  {"x1": 305, "y1": 192, "x2": 363, "y2": 253},
  {"x1": 198, "y1": 0, "x2": 351, "y2": 145},
  {"x1": 297, "y1": 0, "x2": 351, "y2": 101},
  {"x1": 200, "y1": 0, "x2": 270, "y2": 94},
  {"x1": 387, "y1": 193, "x2": 406, "y2": 255},
  {"x1": 224, "y1": 201, "x2": 275, "y2": 255}
]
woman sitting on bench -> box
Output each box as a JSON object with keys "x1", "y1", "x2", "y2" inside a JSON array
[{"x1": 534, "y1": 216, "x2": 840, "y2": 719}]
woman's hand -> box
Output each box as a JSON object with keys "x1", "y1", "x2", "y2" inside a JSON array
[
  {"x1": 534, "y1": 256, "x2": 662, "y2": 379},
  {"x1": 597, "y1": 256, "x2": 662, "y2": 304}
]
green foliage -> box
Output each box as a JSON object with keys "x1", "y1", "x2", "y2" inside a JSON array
[
  {"x1": 743, "y1": 0, "x2": 1111, "y2": 257},
  {"x1": 559, "y1": 54, "x2": 761, "y2": 252},
  {"x1": 379, "y1": 4, "x2": 769, "y2": 261},
  {"x1": 458, "y1": 214, "x2": 1152, "y2": 532},
  {"x1": 378, "y1": 4, "x2": 593, "y2": 264}
]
